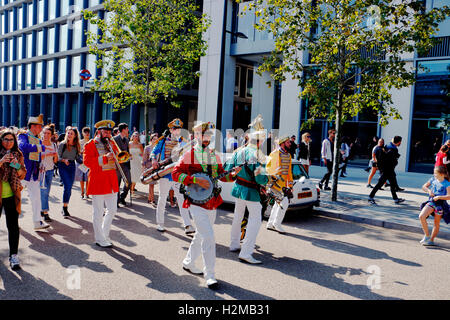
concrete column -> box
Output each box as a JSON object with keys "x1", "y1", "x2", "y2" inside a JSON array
[
  {"x1": 51, "y1": 93, "x2": 59, "y2": 129},
  {"x1": 78, "y1": 92, "x2": 86, "y2": 129},
  {"x1": 251, "y1": 69, "x2": 275, "y2": 130},
  {"x1": 19, "y1": 94, "x2": 27, "y2": 128},
  {"x1": 278, "y1": 73, "x2": 301, "y2": 138}
]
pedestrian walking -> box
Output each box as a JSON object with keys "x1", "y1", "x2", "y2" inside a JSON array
[
  {"x1": 435, "y1": 144, "x2": 449, "y2": 168},
  {"x1": 58, "y1": 127, "x2": 81, "y2": 218},
  {"x1": 367, "y1": 138, "x2": 384, "y2": 188},
  {"x1": 0, "y1": 130, "x2": 26, "y2": 270},
  {"x1": 288, "y1": 135, "x2": 298, "y2": 159},
  {"x1": 75, "y1": 127, "x2": 91, "y2": 200},
  {"x1": 113, "y1": 123, "x2": 132, "y2": 207},
  {"x1": 129, "y1": 131, "x2": 144, "y2": 196},
  {"x1": 368, "y1": 136, "x2": 405, "y2": 205},
  {"x1": 297, "y1": 132, "x2": 312, "y2": 173},
  {"x1": 319, "y1": 129, "x2": 336, "y2": 191},
  {"x1": 40, "y1": 125, "x2": 58, "y2": 222},
  {"x1": 418, "y1": 165, "x2": 450, "y2": 246},
  {"x1": 142, "y1": 133, "x2": 158, "y2": 206},
  {"x1": 18, "y1": 114, "x2": 50, "y2": 230},
  {"x1": 340, "y1": 136, "x2": 351, "y2": 177}
]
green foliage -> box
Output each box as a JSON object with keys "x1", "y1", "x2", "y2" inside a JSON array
[
  {"x1": 83, "y1": 0, "x2": 209, "y2": 130},
  {"x1": 241, "y1": 0, "x2": 449, "y2": 129}
]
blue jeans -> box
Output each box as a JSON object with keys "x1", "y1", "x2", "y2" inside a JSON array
[
  {"x1": 40, "y1": 169, "x2": 54, "y2": 212},
  {"x1": 58, "y1": 161, "x2": 76, "y2": 204}
]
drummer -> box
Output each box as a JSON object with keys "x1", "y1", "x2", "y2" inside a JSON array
[{"x1": 172, "y1": 121, "x2": 240, "y2": 289}]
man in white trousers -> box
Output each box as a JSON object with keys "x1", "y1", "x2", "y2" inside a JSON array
[
  {"x1": 83, "y1": 120, "x2": 120, "y2": 248},
  {"x1": 226, "y1": 115, "x2": 268, "y2": 264},
  {"x1": 172, "y1": 121, "x2": 240, "y2": 289},
  {"x1": 151, "y1": 118, "x2": 194, "y2": 235},
  {"x1": 266, "y1": 135, "x2": 294, "y2": 234},
  {"x1": 18, "y1": 114, "x2": 50, "y2": 231}
]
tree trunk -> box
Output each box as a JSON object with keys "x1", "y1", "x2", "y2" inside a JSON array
[{"x1": 144, "y1": 100, "x2": 149, "y2": 143}]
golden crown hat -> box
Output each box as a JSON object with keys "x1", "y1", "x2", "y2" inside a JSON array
[
  {"x1": 193, "y1": 121, "x2": 215, "y2": 134},
  {"x1": 28, "y1": 114, "x2": 44, "y2": 126},
  {"x1": 168, "y1": 118, "x2": 183, "y2": 129},
  {"x1": 248, "y1": 114, "x2": 266, "y2": 141},
  {"x1": 95, "y1": 120, "x2": 115, "y2": 130},
  {"x1": 277, "y1": 135, "x2": 290, "y2": 145}
]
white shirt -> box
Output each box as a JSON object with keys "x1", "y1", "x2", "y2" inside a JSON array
[
  {"x1": 139, "y1": 134, "x2": 146, "y2": 144},
  {"x1": 321, "y1": 138, "x2": 333, "y2": 161}
]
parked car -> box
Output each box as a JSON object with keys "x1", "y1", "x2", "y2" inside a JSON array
[{"x1": 219, "y1": 160, "x2": 320, "y2": 218}]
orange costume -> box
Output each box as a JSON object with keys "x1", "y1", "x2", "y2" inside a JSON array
[{"x1": 83, "y1": 137, "x2": 120, "y2": 195}]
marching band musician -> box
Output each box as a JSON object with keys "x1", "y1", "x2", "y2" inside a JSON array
[
  {"x1": 266, "y1": 135, "x2": 294, "y2": 234},
  {"x1": 83, "y1": 120, "x2": 120, "y2": 248},
  {"x1": 172, "y1": 121, "x2": 241, "y2": 289},
  {"x1": 226, "y1": 115, "x2": 268, "y2": 264},
  {"x1": 150, "y1": 118, "x2": 195, "y2": 235}
]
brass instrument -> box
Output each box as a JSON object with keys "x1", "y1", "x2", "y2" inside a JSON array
[
  {"x1": 105, "y1": 138, "x2": 131, "y2": 188},
  {"x1": 140, "y1": 139, "x2": 196, "y2": 185}
]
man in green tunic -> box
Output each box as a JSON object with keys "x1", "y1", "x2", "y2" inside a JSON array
[{"x1": 226, "y1": 115, "x2": 268, "y2": 264}]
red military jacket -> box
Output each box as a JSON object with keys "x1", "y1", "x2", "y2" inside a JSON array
[
  {"x1": 83, "y1": 137, "x2": 120, "y2": 195},
  {"x1": 172, "y1": 145, "x2": 236, "y2": 210}
]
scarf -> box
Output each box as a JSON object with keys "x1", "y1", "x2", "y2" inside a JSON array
[{"x1": 0, "y1": 149, "x2": 24, "y2": 193}]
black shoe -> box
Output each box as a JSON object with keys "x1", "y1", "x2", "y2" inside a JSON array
[
  {"x1": 318, "y1": 183, "x2": 323, "y2": 190},
  {"x1": 324, "y1": 186, "x2": 331, "y2": 191},
  {"x1": 368, "y1": 198, "x2": 376, "y2": 205},
  {"x1": 43, "y1": 213, "x2": 52, "y2": 222},
  {"x1": 366, "y1": 184, "x2": 373, "y2": 188},
  {"x1": 396, "y1": 188, "x2": 405, "y2": 192},
  {"x1": 62, "y1": 207, "x2": 71, "y2": 218},
  {"x1": 119, "y1": 198, "x2": 126, "y2": 206},
  {"x1": 395, "y1": 198, "x2": 405, "y2": 204}
]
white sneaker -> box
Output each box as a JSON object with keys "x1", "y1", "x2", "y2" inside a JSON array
[
  {"x1": 156, "y1": 225, "x2": 166, "y2": 232},
  {"x1": 34, "y1": 221, "x2": 50, "y2": 230},
  {"x1": 95, "y1": 241, "x2": 113, "y2": 248},
  {"x1": 266, "y1": 223, "x2": 275, "y2": 231},
  {"x1": 206, "y1": 277, "x2": 218, "y2": 289},
  {"x1": 184, "y1": 225, "x2": 195, "y2": 235},
  {"x1": 9, "y1": 254, "x2": 21, "y2": 271},
  {"x1": 273, "y1": 224, "x2": 286, "y2": 234},
  {"x1": 182, "y1": 262, "x2": 203, "y2": 275},
  {"x1": 239, "y1": 255, "x2": 262, "y2": 264}
]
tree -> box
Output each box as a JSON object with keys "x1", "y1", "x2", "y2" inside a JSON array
[
  {"x1": 83, "y1": 0, "x2": 209, "y2": 135},
  {"x1": 240, "y1": 0, "x2": 449, "y2": 201}
]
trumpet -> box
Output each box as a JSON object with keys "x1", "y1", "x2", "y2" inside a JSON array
[
  {"x1": 140, "y1": 139, "x2": 196, "y2": 185},
  {"x1": 105, "y1": 138, "x2": 131, "y2": 188}
]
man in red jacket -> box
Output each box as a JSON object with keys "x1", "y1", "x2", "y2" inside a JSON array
[
  {"x1": 83, "y1": 120, "x2": 120, "y2": 248},
  {"x1": 172, "y1": 121, "x2": 240, "y2": 289}
]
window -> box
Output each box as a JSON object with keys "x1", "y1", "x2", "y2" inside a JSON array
[
  {"x1": 90, "y1": 0, "x2": 101, "y2": 7},
  {"x1": 17, "y1": 64, "x2": 22, "y2": 90},
  {"x1": 37, "y1": 30, "x2": 43, "y2": 56},
  {"x1": 0, "y1": 40, "x2": 4, "y2": 63},
  {"x1": 28, "y1": 3, "x2": 33, "y2": 28},
  {"x1": 61, "y1": 0, "x2": 70, "y2": 17},
  {"x1": 38, "y1": 0, "x2": 45, "y2": 24},
  {"x1": 58, "y1": 57, "x2": 66, "y2": 87},
  {"x1": 246, "y1": 68, "x2": 253, "y2": 98},
  {"x1": 26, "y1": 63, "x2": 32, "y2": 89},
  {"x1": 18, "y1": 7, "x2": 23, "y2": 30},
  {"x1": 18, "y1": 37, "x2": 22, "y2": 59},
  {"x1": 9, "y1": 37, "x2": 13, "y2": 61},
  {"x1": 49, "y1": 0, "x2": 56, "y2": 20},
  {"x1": 59, "y1": 24, "x2": 68, "y2": 52},
  {"x1": 9, "y1": 10, "x2": 13, "y2": 33},
  {"x1": 8, "y1": 66, "x2": 12, "y2": 91},
  {"x1": 26, "y1": 33, "x2": 32, "y2": 58},
  {"x1": 36, "y1": 61, "x2": 43, "y2": 88},
  {"x1": 46, "y1": 59, "x2": 54, "y2": 88},
  {"x1": 86, "y1": 54, "x2": 96, "y2": 86},
  {"x1": 47, "y1": 27, "x2": 55, "y2": 54},
  {"x1": 72, "y1": 55, "x2": 81, "y2": 87},
  {"x1": 0, "y1": 13, "x2": 3, "y2": 36},
  {"x1": 72, "y1": 19, "x2": 83, "y2": 49},
  {"x1": 74, "y1": 0, "x2": 84, "y2": 12}
]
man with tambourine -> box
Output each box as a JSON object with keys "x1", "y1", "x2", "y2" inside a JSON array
[
  {"x1": 266, "y1": 135, "x2": 294, "y2": 234},
  {"x1": 172, "y1": 121, "x2": 241, "y2": 289},
  {"x1": 226, "y1": 115, "x2": 268, "y2": 264}
]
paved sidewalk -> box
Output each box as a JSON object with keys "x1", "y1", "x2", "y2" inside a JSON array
[{"x1": 308, "y1": 165, "x2": 450, "y2": 241}]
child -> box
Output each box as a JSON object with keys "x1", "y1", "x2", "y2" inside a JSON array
[{"x1": 418, "y1": 166, "x2": 450, "y2": 246}]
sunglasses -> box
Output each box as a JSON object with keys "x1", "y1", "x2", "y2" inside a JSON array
[{"x1": 2, "y1": 138, "x2": 14, "y2": 142}]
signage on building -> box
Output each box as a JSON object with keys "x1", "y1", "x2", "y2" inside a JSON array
[{"x1": 79, "y1": 69, "x2": 92, "y2": 81}]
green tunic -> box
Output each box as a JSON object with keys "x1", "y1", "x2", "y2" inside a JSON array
[{"x1": 225, "y1": 144, "x2": 268, "y2": 202}]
